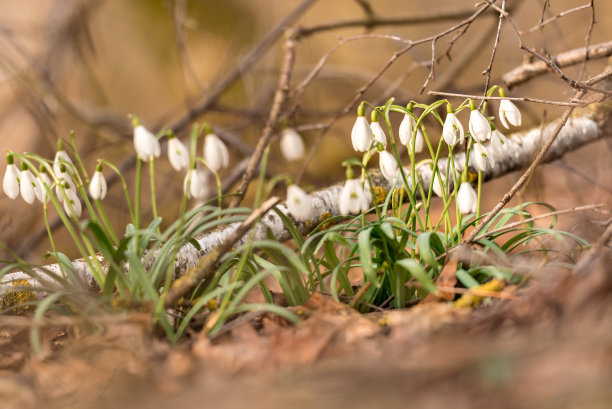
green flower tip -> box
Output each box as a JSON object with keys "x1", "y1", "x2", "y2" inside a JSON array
[
  {"x1": 461, "y1": 172, "x2": 468, "y2": 183},
  {"x1": 166, "y1": 129, "x2": 176, "y2": 139},
  {"x1": 39, "y1": 164, "x2": 47, "y2": 173},
  {"x1": 60, "y1": 164, "x2": 66, "y2": 173},
  {"x1": 130, "y1": 115, "x2": 141, "y2": 128},
  {"x1": 57, "y1": 139, "x2": 64, "y2": 151},
  {"x1": 357, "y1": 103, "x2": 366, "y2": 117},
  {"x1": 203, "y1": 123, "x2": 213, "y2": 135},
  {"x1": 446, "y1": 103, "x2": 454, "y2": 114},
  {"x1": 406, "y1": 102, "x2": 414, "y2": 112},
  {"x1": 6, "y1": 153, "x2": 14, "y2": 164},
  {"x1": 370, "y1": 109, "x2": 379, "y2": 122},
  {"x1": 345, "y1": 165, "x2": 354, "y2": 180},
  {"x1": 96, "y1": 162, "x2": 103, "y2": 172},
  {"x1": 20, "y1": 162, "x2": 28, "y2": 171},
  {"x1": 469, "y1": 100, "x2": 477, "y2": 111},
  {"x1": 498, "y1": 88, "x2": 507, "y2": 98}
]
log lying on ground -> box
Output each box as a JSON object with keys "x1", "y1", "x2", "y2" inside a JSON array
[{"x1": 1, "y1": 103, "x2": 610, "y2": 303}]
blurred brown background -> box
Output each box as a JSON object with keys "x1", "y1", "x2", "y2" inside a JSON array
[{"x1": 0, "y1": 0, "x2": 610, "y2": 264}]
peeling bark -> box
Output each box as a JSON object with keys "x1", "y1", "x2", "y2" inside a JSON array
[{"x1": 1, "y1": 104, "x2": 610, "y2": 302}]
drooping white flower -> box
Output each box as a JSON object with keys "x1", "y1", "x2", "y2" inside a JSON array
[
  {"x1": 280, "y1": 128, "x2": 305, "y2": 161},
  {"x1": 167, "y1": 134, "x2": 189, "y2": 171},
  {"x1": 443, "y1": 112, "x2": 464, "y2": 146},
  {"x1": 53, "y1": 148, "x2": 74, "y2": 177},
  {"x1": 399, "y1": 114, "x2": 423, "y2": 153},
  {"x1": 183, "y1": 167, "x2": 209, "y2": 199},
  {"x1": 499, "y1": 99, "x2": 521, "y2": 129},
  {"x1": 351, "y1": 114, "x2": 374, "y2": 152},
  {"x1": 89, "y1": 165, "x2": 107, "y2": 200},
  {"x1": 431, "y1": 172, "x2": 445, "y2": 197},
  {"x1": 457, "y1": 182, "x2": 478, "y2": 215},
  {"x1": 3, "y1": 154, "x2": 20, "y2": 199},
  {"x1": 133, "y1": 121, "x2": 161, "y2": 162},
  {"x1": 19, "y1": 164, "x2": 37, "y2": 205},
  {"x1": 63, "y1": 185, "x2": 82, "y2": 217},
  {"x1": 370, "y1": 120, "x2": 387, "y2": 147},
  {"x1": 35, "y1": 167, "x2": 52, "y2": 203},
  {"x1": 472, "y1": 143, "x2": 494, "y2": 171},
  {"x1": 489, "y1": 129, "x2": 508, "y2": 156},
  {"x1": 55, "y1": 165, "x2": 77, "y2": 203},
  {"x1": 286, "y1": 184, "x2": 312, "y2": 221},
  {"x1": 379, "y1": 150, "x2": 399, "y2": 181},
  {"x1": 204, "y1": 133, "x2": 229, "y2": 171},
  {"x1": 469, "y1": 109, "x2": 491, "y2": 142},
  {"x1": 339, "y1": 179, "x2": 371, "y2": 215}
]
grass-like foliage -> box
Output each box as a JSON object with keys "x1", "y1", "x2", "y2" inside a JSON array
[{"x1": 0, "y1": 90, "x2": 591, "y2": 350}]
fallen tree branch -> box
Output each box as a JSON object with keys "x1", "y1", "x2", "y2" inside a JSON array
[
  {"x1": 1, "y1": 101, "x2": 611, "y2": 302},
  {"x1": 502, "y1": 41, "x2": 612, "y2": 89}
]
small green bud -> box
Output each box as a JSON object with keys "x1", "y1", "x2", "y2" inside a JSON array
[{"x1": 357, "y1": 103, "x2": 366, "y2": 117}]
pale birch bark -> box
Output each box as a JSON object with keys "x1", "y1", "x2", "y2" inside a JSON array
[{"x1": 1, "y1": 105, "x2": 609, "y2": 302}]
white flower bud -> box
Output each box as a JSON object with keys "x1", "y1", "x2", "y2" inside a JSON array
[
  {"x1": 89, "y1": 170, "x2": 107, "y2": 200},
  {"x1": 3, "y1": 162, "x2": 20, "y2": 199},
  {"x1": 351, "y1": 116, "x2": 374, "y2": 152},
  {"x1": 469, "y1": 109, "x2": 491, "y2": 142},
  {"x1": 183, "y1": 168, "x2": 209, "y2": 199},
  {"x1": 457, "y1": 182, "x2": 478, "y2": 215},
  {"x1": 286, "y1": 185, "x2": 312, "y2": 221},
  {"x1": 167, "y1": 137, "x2": 189, "y2": 171},
  {"x1": 399, "y1": 114, "x2": 424, "y2": 152},
  {"x1": 280, "y1": 128, "x2": 305, "y2": 161},
  {"x1": 443, "y1": 112, "x2": 464, "y2": 146},
  {"x1": 499, "y1": 99, "x2": 521, "y2": 129},
  {"x1": 379, "y1": 150, "x2": 399, "y2": 181},
  {"x1": 370, "y1": 121, "x2": 387, "y2": 147},
  {"x1": 204, "y1": 133, "x2": 229, "y2": 171},
  {"x1": 133, "y1": 125, "x2": 161, "y2": 162}
]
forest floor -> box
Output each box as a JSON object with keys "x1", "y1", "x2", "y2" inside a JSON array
[{"x1": 1, "y1": 231, "x2": 611, "y2": 409}]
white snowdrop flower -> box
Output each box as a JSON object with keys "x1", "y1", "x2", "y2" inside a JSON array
[
  {"x1": 280, "y1": 127, "x2": 305, "y2": 161},
  {"x1": 432, "y1": 172, "x2": 445, "y2": 198},
  {"x1": 499, "y1": 99, "x2": 521, "y2": 129},
  {"x1": 183, "y1": 167, "x2": 209, "y2": 199},
  {"x1": 53, "y1": 148, "x2": 73, "y2": 177},
  {"x1": 472, "y1": 142, "x2": 494, "y2": 171},
  {"x1": 132, "y1": 117, "x2": 161, "y2": 162},
  {"x1": 63, "y1": 186, "x2": 82, "y2": 218},
  {"x1": 167, "y1": 133, "x2": 189, "y2": 171},
  {"x1": 286, "y1": 184, "x2": 312, "y2": 221},
  {"x1": 457, "y1": 182, "x2": 478, "y2": 215},
  {"x1": 351, "y1": 107, "x2": 374, "y2": 152},
  {"x1": 35, "y1": 167, "x2": 52, "y2": 203},
  {"x1": 19, "y1": 164, "x2": 37, "y2": 205},
  {"x1": 443, "y1": 111, "x2": 464, "y2": 146},
  {"x1": 339, "y1": 179, "x2": 371, "y2": 215},
  {"x1": 3, "y1": 154, "x2": 20, "y2": 199},
  {"x1": 55, "y1": 165, "x2": 77, "y2": 203},
  {"x1": 370, "y1": 120, "x2": 387, "y2": 148},
  {"x1": 489, "y1": 129, "x2": 508, "y2": 156},
  {"x1": 89, "y1": 164, "x2": 107, "y2": 200},
  {"x1": 469, "y1": 108, "x2": 491, "y2": 142},
  {"x1": 204, "y1": 132, "x2": 229, "y2": 171},
  {"x1": 379, "y1": 150, "x2": 399, "y2": 181},
  {"x1": 399, "y1": 114, "x2": 424, "y2": 153}
]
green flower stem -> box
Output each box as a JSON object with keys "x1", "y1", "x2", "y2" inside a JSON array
[
  {"x1": 382, "y1": 109, "x2": 424, "y2": 233},
  {"x1": 134, "y1": 158, "x2": 142, "y2": 230},
  {"x1": 92, "y1": 200, "x2": 119, "y2": 245},
  {"x1": 476, "y1": 169, "x2": 483, "y2": 225},
  {"x1": 448, "y1": 150, "x2": 462, "y2": 242},
  {"x1": 99, "y1": 159, "x2": 134, "y2": 222},
  {"x1": 149, "y1": 159, "x2": 160, "y2": 232}
]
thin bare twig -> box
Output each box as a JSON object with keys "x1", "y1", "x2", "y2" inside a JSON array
[
  {"x1": 229, "y1": 32, "x2": 296, "y2": 208},
  {"x1": 481, "y1": 0, "x2": 506, "y2": 102},
  {"x1": 473, "y1": 204, "x2": 607, "y2": 242},
  {"x1": 520, "y1": 2, "x2": 592, "y2": 35},
  {"x1": 427, "y1": 91, "x2": 588, "y2": 107}
]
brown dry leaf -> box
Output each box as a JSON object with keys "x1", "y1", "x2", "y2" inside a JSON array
[
  {"x1": 422, "y1": 257, "x2": 458, "y2": 304},
  {"x1": 193, "y1": 293, "x2": 384, "y2": 372}
]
